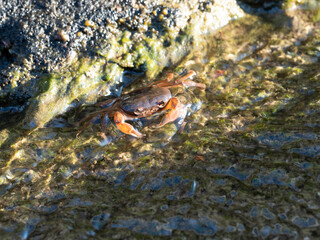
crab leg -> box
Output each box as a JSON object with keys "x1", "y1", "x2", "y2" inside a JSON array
[
  {"x1": 76, "y1": 119, "x2": 93, "y2": 137},
  {"x1": 176, "y1": 70, "x2": 206, "y2": 89},
  {"x1": 148, "y1": 72, "x2": 174, "y2": 87},
  {"x1": 76, "y1": 112, "x2": 104, "y2": 137},
  {"x1": 114, "y1": 111, "x2": 144, "y2": 138},
  {"x1": 176, "y1": 70, "x2": 196, "y2": 82},
  {"x1": 96, "y1": 98, "x2": 118, "y2": 107},
  {"x1": 158, "y1": 97, "x2": 185, "y2": 127},
  {"x1": 154, "y1": 70, "x2": 206, "y2": 89}
]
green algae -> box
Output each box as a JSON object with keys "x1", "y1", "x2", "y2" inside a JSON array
[
  {"x1": 23, "y1": 56, "x2": 125, "y2": 128},
  {"x1": 285, "y1": 0, "x2": 320, "y2": 22}
]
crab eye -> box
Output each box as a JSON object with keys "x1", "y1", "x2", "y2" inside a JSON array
[
  {"x1": 157, "y1": 101, "x2": 165, "y2": 107},
  {"x1": 136, "y1": 106, "x2": 143, "y2": 112}
]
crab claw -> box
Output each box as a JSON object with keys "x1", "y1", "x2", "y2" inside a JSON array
[
  {"x1": 114, "y1": 111, "x2": 144, "y2": 138},
  {"x1": 158, "y1": 97, "x2": 185, "y2": 127}
]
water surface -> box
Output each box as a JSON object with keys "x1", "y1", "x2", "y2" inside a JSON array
[{"x1": 1, "y1": 9, "x2": 320, "y2": 239}]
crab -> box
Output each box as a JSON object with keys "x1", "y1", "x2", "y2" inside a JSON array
[{"x1": 77, "y1": 70, "x2": 206, "y2": 138}]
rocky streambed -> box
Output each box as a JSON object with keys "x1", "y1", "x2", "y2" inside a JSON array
[{"x1": 1, "y1": 0, "x2": 320, "y2": 239}]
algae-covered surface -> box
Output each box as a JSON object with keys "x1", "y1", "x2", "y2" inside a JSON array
[{"x1": 1, "y1": 4, "x2": 320, "y2": 240}]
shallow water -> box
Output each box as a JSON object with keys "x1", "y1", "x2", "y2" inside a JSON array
[{"x1": 1, "y1": 10, "x2": 320, "y2": 239}]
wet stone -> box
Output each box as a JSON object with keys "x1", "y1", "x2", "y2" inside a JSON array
[
  {"x1": 178, "y1": 205, "x2": 190, "y2": 214},
  {"x1": 164, "y1": 175, "x2": 182, "y2": 187},
  {"x1": 111, "y1": 218, "x2": 172, "y2": 236},
  {"x1": 160, "y1": 204, "x2": 168, "y2": 211},
  {"x1": 249, "y1": 206, "x2": 259, "y2": 218},
  {"x1": 292, "y1": 217, "x2": 318, "y2": 228},
  {"x1": 141, "y1": 178, "x2": 163, "y2": 191},
  {"x1": 215, "y1": 179, "x2": 227, "y2": 185},
  {"x1": 226, "y1": 225, "x2": 237, "y2": 233},
  {"x1": 252, "y1": 169, "x2": 288, "y2": 187},
  {"x1": 208, "y1": 166, "x2": 251, "y2": 181},
  {"x1": 255, "y1": 132, "x2": 318, "y2": 150},
  {"x1": 260, "y1": 225, "x2": 272, "y2": 239},
  {"x1": 166, "y1": 195, "x2": 178, "y2": 201},
  {"x1": 66, "y1": 198, "x2": 93, "y2": 208},
  {"x1": 166, "y1": 216, "x2": 219, "y2": 236},
  {"x1": 252, "y1": 227, "x2": 259, "y2": 237},
  {"x1": 129, "y1": 176, "x2": 145, "y2": 190},
  {"x1": 210, "y1": 195, "x2": 227, "y2": 204},
  {"x1": 289, "y1": 145, "x2": 320, "y2": 158},
  {"x1": 295, "y1": 162, "x2": 313, "y2": 170},
  {"x1": 91, "y1": 213, "x2": 111, "y2": 231},
  {"x1": 278, "y1": 213, "x2": 288, "y2": 221},
  {"x1": 34, "y1": 205, "x2": 59, "y2": 214},
  {"x1": 262, "y1": 208, "x2": 275, "y2": 220}
]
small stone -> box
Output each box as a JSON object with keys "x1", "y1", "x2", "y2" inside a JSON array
[
  {"x1": 84, "y1": 20, "x2": 95, "y2": 28},
  {"x1": 54, "y1": 29, "x2": 69, "y2": 42},
  {"x1": 162, "y1": 8, "x2": 168, "y2": 15}
]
